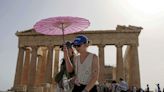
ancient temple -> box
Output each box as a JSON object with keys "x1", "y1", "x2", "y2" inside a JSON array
[{"x1": 12, "y1": 25, "x2": 142, "y2": 92}]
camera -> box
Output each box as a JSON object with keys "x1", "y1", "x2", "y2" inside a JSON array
[{"x1": 60, "y1": 41, "x2": 73, "y2": 51}]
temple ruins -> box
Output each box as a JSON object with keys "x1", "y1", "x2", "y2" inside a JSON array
[{"x1": 12, "y1": 25, "x2": 142, "y2": 92}]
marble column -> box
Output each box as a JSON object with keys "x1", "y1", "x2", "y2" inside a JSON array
[
  {"x1": 13, "y1": 47, "x2": 25, "y2": 87},
  {"x1": 53, "y1": 46, "x2": 60, "y2": 83},
  {"x1": 98, "y1": 44, "x2": 105, "y2": 83},
  {"x1": 21, "y1": 48, "x2": 31, "y2": 85},
  {"x1": 45, "y1": 46, "x2": 54, "y2": 83},
  {"x1": 123, "y1": 46, "x2": 131, "y2": 82},
  {"x1": 28, "y1": 46, "x2": 38, "y2": 87},
  {"x1": 112, "y1": 67, "x2": 116, "y2": 80},
  {"x1": 39, "y1": 48, "x2": 47, "y2": 84},
  {"x1": 116, "y1": 44, "x2": 124, "y2": 81},
  {"x1": 35, "y1": 55, "x2": 42, "y2": 86},
  {"x1": 128, "y1": 44, "x2": 141, "y2": 88}
]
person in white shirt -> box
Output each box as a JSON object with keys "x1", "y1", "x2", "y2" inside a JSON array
[
  {"x1": 118, "y1": 78, "x2": 128, "y2": 92},
  {"x1": 63, "y1": 35, "x2": 100, "y2": 92}
]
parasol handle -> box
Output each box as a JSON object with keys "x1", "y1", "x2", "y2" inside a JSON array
[{"x1": 61, "y1": 23, "x2": 65, "y2": 43}]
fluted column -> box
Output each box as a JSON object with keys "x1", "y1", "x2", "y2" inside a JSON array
[
  {"x1": 98, "y1": 44, "x2": 105, "y2": 83},
  {"x1": 39, "y1": 48, "x2": 47, "y2": 84},
  {"x1": 21, "y1": 48, "x2": 31, "y2": 85},
  {"x1": 35, "y1": 55, "x2": 43, "y2": 86},
  {"x1": 28, "y1": 46, "x2": 38, "y2": 87},
  {"x1": 45, "y1": 45, "x2": 54, "y2": 83},
  {"x1": 13, "y1": 47, "x2": 25, "y2": 87},
  {"x1": 116, "y1": 44, "x2": 124, "y2": 81},
  {"x1": 128, "y1": 44, "x2": 140, "y2": 88},
  {"x1": 123, "y1": 46, "x2": 131, "y2": 82},
  {"x1": 53, "y1": 46, "x2": 60, "y2": 83},
  {"x1": 112, "y1": 67, "x2": 116, "y2": 80}
]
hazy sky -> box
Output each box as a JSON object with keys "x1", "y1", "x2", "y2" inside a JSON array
[{"x1": 0, "y1": 0, "x2": 164, "y2": 91}]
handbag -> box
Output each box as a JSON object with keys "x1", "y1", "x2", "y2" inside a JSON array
[
  {"x1": 63, "y1": 75, "x2": 74, "y2": 91},
  {"x1": 55, "y1": 60, "x2": 65, "y2": 83},
  {"x1": 55, "y1": 71, "x2": 64, "y2": 83}
]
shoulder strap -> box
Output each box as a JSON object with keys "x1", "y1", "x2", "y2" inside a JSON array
[{"x1": 76, "y1": 56, "x2": 78, "y2": 76}]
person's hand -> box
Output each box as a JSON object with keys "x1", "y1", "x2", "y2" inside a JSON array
[
  {"x1": 68, "y1": 77, "x2": 75, "y2": 83},
  {"x1": 74, "y1": 77, "x2": 81, "y2": 86},
  {"x1": 63, "y1": 44, "x2": 67, "y2": 51},
  {"x1": 63, "y1": 44, "x2": 68, "y2": 55}
]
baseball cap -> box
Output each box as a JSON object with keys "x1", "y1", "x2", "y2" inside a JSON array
[{"x1": 73, "y1": 35, "x2": 89, "y2": 45}]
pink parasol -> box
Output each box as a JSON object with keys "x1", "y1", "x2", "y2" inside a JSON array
[{"x1": 34, "y1": 16, "x2": 90, "y2": 42}]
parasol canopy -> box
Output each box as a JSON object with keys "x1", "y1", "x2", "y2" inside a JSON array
[
  {"x1": 34, "y1": 16, "x2": 90, "y2": 35},
  {"x1": 34, "y1": 16, "x2": 90, "y2": 42}
]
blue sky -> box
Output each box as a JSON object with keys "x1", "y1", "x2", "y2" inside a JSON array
[{"x1": 0, "y1": 0, "x2": 164, "y2": 91}]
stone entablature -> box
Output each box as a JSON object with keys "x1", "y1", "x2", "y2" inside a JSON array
[{"x1": 16, "y1": 25, "x2": 141, "y2": 47}]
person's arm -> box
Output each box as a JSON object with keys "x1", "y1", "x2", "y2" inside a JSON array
[
  {"x1": 63, "y1": 45, "x2": 74, "y2": 73},
  {"x1": 83, "y1": 54, "x2": 100, "y2": 92}
]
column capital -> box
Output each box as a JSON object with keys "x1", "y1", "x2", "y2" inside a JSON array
[
  {"x1": 54, "y1": 46, "x2": 60, "y2": 51},
  {"x1": 24, "y1": 48, "x2": 31, "y2": 54},
  {"x1": 31, "y1": 45, "x2": 38, "y2": 48},
  {"x1": 18, "y1": 46, "x2": 26, "y2": 50},
  {"x1": 130, "y1": 43, "x2": 138, "y2": 47},
  {"x1": 47, "y1": 45, "x2": 54, "y2": 48},
  {"x1": 37, "y1": 54, "x2": 42, "y2": 57},
  {"x1": 115, "y1": 44, "x2": 123, "y2": 48},
  {"x1": 97, "y1": 44, "x2": 106, "y2": 48},
  {"x1": 40, "y1": 47, "x2": 48, "y2": 51},
  {"x1": 25, "y1": 47, "x2": 31, "y2": 50}
]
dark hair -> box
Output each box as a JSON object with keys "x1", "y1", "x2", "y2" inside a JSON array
[
  {"x1": 112, "y1": 80, "x2": 117, "y2": 83},
  {"x1": 119, "y1": 78, "x2": 123, "y2": 81},
  {"x1": 60, "y1": 41, "x2": 73, "y2": 51}
]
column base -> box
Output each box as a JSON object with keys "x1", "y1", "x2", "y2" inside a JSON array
[
  {"x1": 11, "y1": 85, "x2": 27, "y2": 92},
  {"x1": 40, "y1": 83, "x2": 54, "y2": 92},
  {"x1": 27, "y1": 86, "x2": 43, "y2": 92}
]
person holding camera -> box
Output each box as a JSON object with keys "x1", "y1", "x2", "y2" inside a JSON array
[
  {"x1": 55, "y1": 41, "x2": 75, "y2": 92},
  {"x1": 63, "y1": 35, "x2": 99, "y2": 92}
]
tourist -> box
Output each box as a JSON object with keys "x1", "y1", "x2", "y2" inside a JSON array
[
  {"x1": 138, "y1": 88, "x2": 144, "y2": 92},
  {"x1": 55, "y1": 41, "x2": 75, "y2": 92},
  {"x1": 63, "y1": 35, "x2": 100, "y2": 92},
  {"x1": 132, "y1": 86, "x2": 137, "y2": 92},
  {"x1": 118, "y1": 78, "x2": 128, "y2": 92},
  {"x1": 146, "y1": 84, "x2": 149, "y2": 92},
  {"x1": 100, "y1": 80, "x2": 109, "y2": 92},
  {"x1": 156, "y1": 84, "x2": 161, "y2": 92},
  {"x1": 111, "y1": 80, "x2": 119, "y2": 92}
]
